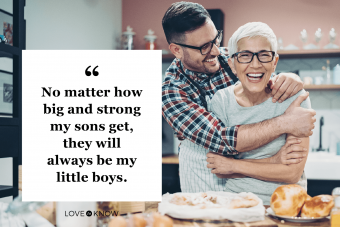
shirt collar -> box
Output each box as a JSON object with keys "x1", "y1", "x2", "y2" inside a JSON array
[
  {"x1": 178, "y1": 58, "x2": 224, "y2": 81},
  {"x1": 179, "y1": 60, "x2": 207, "y2": 80}
]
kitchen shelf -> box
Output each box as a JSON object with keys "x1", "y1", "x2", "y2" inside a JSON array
[
  {"x1": 304, "y1": 84, "x2": 340, "y2": 90},
  {"x1": 0, "y1": 118, "x2": 19, "y2": 126},
  {"x1": 0, "y1": 0, "x2": 24, "y2": 200},
  {"x1": 162, "y1": 49, "x2": 340, "y2": 62},
  {"x1": 0, "y1": 69, "x2": 12, "y2": 75},
  {"x1": 0, "y1": 43, "x2": 20, "y2": 56},
  {"x1": 0, "y1": 8, "x2": 13, "y2": 16},
  {"x1": 0, "y1": 185, "x2": 16, "y2": 198},
  {"x1": 277, "y1": 49, "x2": 340, "y2": 59}
]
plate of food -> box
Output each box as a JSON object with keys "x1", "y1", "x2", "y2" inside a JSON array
[
  {"x1": 105, "y1": 213, "x2": 173, "y2": 227},
  {"x1": 158, "y1": 191, "x2": 265, "y2": 222},
  {"x1": 268, "y1": 184, "x2": 333, "y2": 223},
  {"x1": 266, "y1": 207, "x2": 329, "y2": 223}
]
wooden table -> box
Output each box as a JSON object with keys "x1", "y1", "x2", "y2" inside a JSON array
[
  {"x1": 21, "y1": 163, "x2": 331, "y2": 227},
  {"x1": 145, "y1": 202, "x2": 330, "y2": 227},
  {"x1": 162, "y1": 155, "x2": 179, "y2": 164}
]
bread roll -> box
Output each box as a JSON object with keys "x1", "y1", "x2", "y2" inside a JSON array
[
  {"x1": 301, "y1": 195, "x2": 334, "y2": 218},
  {"x1": 132, "y1": 214, "x2": 147, "y2": 227},
  {"x1": 153, "y1": 212, "x2": 173, "y2": 227},
  {"x1": 108, "y1": 216, "x2": 127, "y2": 227},
  {"x1": 270, "y1": 184, "x2": 307, "y2": 216}
]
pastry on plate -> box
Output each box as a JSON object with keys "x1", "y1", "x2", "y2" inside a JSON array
[
  {"x1": 270, "y1": 184, "x2": 307, "y2": 216},
  {"x1": 301, "y1": 195, "x2": 334, "y2": 218}
]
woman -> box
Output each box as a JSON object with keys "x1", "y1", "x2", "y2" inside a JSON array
[{"x1": 206, "y1": 22, "x2": 311, "y2": 205}]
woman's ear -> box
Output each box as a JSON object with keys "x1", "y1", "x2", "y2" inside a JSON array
[
  {"x1": 228, "y1": 58, "x2": 237, "y2": 75},
  {"x1": 169, "y1": 43, "x2": 183, "y2": 59},
  {"x1": 273, "y1": 55, "x2": 279, "y2": 71}
]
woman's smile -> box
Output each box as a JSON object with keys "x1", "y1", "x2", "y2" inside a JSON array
[{"x1": 246, "y1": 73, "x2": 265, "y2": 82}]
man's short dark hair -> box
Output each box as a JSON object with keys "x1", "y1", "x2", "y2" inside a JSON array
[{"x1": 162, "y1": 2, "x2": 211, "y2": 44}]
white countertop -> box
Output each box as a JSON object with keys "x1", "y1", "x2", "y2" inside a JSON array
[{"x1": 305, "y1": 152, "x2": 340, "y2": 180}]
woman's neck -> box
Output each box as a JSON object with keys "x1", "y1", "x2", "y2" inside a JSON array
[{"x1": 234, "y1": 83, "x2": 272, "y2": 107}]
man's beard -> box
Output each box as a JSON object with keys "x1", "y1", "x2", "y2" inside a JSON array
[{"x1": 182, "y1": 48, "x2": 219, "y2": 74}]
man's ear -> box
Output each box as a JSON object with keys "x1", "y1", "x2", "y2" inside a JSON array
[
  {"x1": 169, "y1": 43, "x2": 183, "y2": 59},
  {"x1": 228, "y1": 58, "x2": 237, "y2": 75}
]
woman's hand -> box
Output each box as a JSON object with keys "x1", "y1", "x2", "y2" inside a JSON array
[
  {"x1": 270, "y1": 137, "x2": 307, "y2": 165},
  {"x1": 206, "y1": 152, "x2": 236, "y2": 174},
  {"x1": 268, "y1": 73, "x2": 304, "y2": 103}
]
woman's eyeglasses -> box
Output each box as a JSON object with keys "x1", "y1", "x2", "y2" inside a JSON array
[
  {"x1": 174, "y1": 30, "x2": 223, "y2": 55},
  {"x1": 232, "y1": 50, "x2": 275, "y2": 63}
]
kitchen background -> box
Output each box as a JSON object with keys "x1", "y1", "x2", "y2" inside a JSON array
[{"x1": 0, "y1": 0, "x2": 340, "y2": 203}]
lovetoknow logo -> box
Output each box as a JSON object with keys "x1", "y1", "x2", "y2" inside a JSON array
[{"x1": 65, "y1": 210, "x2": 119, "y2": 217}]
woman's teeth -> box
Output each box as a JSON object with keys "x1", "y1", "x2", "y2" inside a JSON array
[
  {"x1": 246, "y1": 73, "x2": 264, "y2": 81},
  {"x1": 247, "y1": 73, "x2": 264, "y2": 77}
]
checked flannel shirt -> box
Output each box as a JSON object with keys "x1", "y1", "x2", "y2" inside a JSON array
[{"x1": 162, "y1": 47, "x2": 239, "y2": 155}]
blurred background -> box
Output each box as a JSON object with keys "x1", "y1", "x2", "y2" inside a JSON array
[{"x1": 0, "y1": 0, "x2": 339, "y2": 205}]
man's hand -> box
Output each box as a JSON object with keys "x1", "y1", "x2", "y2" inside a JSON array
[
  {"x1": 206, "y1": 153, "x2": 235, "y2": 174},
  {"x1": 282, "y1": 92, "x2": 316, "y2": 137},
  {"x1": 268, "y1": 73, "x2": 304, "y2": 103},
  {"x1": 270, "y1": 138, "x2": 307, "y2": 164}
]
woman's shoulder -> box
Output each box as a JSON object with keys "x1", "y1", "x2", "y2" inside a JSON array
[
  {"x1": 276, "y1": 89, "x2": 312, "y2": 110},
  {"x1": 288, "y1": 89, "x2": 311, "y2": 109},
  {"x1": 209, "y1": 85, "x2": 235, "y2": 113},
  {"x1": 213, "y1": 85, "x2": 235, "y2": 101}
]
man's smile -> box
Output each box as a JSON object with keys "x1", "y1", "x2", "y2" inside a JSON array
[{"x1": 204, "y1": 56, "x2": 217, "y2": 64}]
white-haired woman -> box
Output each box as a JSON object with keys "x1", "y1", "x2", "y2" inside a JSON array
[{"x1": 206, "y1": 22, "x2": 311, "y2": 204}]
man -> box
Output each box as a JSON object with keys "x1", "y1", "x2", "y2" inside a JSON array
[{"x1": 161, "y1": 2, "x2": 316, "y2": 192}]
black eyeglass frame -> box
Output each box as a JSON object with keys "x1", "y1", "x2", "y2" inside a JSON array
[
  {"x1": 173, "y1": 30, "x2": 223, "y2": 55},
  {"x1": 231, "y1": 50, "x2": 276, "y2": 64}
]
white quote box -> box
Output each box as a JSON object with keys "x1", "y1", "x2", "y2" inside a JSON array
[{"x1": 22, "y1": 50, "x2": 162, "y2": 201}]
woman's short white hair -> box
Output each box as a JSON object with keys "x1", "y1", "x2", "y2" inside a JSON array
[{"x1": 228, "y1": 22, "x2": 277, "y2": 60}]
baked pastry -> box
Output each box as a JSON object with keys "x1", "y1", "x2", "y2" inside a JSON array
[
  {"x1": 301, "y1": 195, "x2": 334, "y2": 217},
  {"x1": 306, "y1": 194, "x2": 312, "y2": 201},
  {"x1": 153, "y1": 212, "x2": 173, "y2": 227},
  {"x1": 169, "y1": 192, "x2": 259, "y2": 209},
  {"x1": 108, "y1": 216, "x2": 127, "y2": 227},
  {"x1": 229, "y1": 193, "x2": 259, "y2": 209},
  {"x1": 169, "y1": 193, "x2": 217, "y2": 207},
  {"x1": 270, "y1": 184, "x2": 307, "y2": 216},
  {"x1": 132, "y1": 214, "x2": 147, "y2": 227}
]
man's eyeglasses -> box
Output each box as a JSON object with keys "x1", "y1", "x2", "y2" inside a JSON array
[
  {"x1": 231, "y1": 50, "x2": 275, "y2": 63},
  {"x1": 174, "y1": 30, "x2": 223, "y2": 55}
]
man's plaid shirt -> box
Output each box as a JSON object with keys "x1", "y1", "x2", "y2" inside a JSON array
[{"x1": 162, "y1": 47, "x2": 239, "y2": 155}]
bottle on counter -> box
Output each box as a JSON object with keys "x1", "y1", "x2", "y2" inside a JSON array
[
  {"x1": 122, "y1": 26, "x2": 136, "y2": 50},
  {"x1": 144, "y1": 29, "x2": 157, "y2": 50},
  {"x1": 326, "y1": 60, "x2": 332, "y2": 84},
  {"x1": 332, "y1": 188, "x2": 340, "y2": 227},
  {"x1": 333, "y1": 64, "x2": 340, "y2": 85},
  {"x1": 334, "y1": 187, "x2": 340, "y2": 199},
  {"x1": 331, "y1": 197, "x2": 340, "y2": 227}
]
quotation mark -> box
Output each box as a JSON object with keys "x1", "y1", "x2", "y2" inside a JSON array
[
  {"x1": 86, "y1": 210, "x2": 92, "y2": 217},
  {"x1": 85, "y1": 66, "x2": 99, "y2": 76}
]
